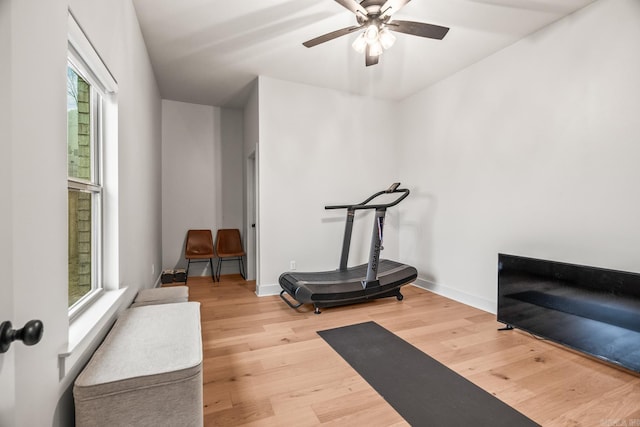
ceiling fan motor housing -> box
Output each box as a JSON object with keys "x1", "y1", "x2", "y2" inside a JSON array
[
  {"x1": 360, "y1": 0, "x2": 386, "y2": 11},
  {"x1": 357, "y1": 0, "x2": 390, "y2": 24}
]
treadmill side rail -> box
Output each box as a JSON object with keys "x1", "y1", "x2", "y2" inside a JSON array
[{"x1": 279, "y1": 290, "x2": 304, "y2": 309}]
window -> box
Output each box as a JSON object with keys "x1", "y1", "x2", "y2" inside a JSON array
[
  {"x1": 67, "y1": 63, "x2": 102, "y2": 308},
  {"x1": 67, "y1": 13, "x2": 117, "y2": 316}
]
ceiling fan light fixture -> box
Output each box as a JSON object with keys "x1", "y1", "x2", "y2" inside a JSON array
[
  {"x1": 379, "y1": 27, "x2": 396, "y2": 49},
  {"x1": 364, "y1": 24, "x2": 379, "y2": 42},
  {"x1": 352, "y1": 33, "x2": 368, "y2": 53},
  {"x1": 369, "y1": 40, "x2": 383, "y2": 57}
]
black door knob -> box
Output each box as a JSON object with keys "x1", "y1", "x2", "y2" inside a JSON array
[{"x1": 0, "y1": 319, "x2": 44, "y2": 353}]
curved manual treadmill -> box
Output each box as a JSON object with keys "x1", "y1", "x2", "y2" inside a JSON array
[{"x1": 279, "y1": 183, "x2": 418, "y2": 314}]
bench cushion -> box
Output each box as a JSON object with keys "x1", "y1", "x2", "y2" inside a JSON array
[{"x1": 131, "y1": 286, "x2": 188, "y2": 307}]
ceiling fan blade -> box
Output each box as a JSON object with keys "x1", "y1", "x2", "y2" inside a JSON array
[
  {"x1": 387, "y1": 20, "x2": 449, "y2": 40},
  {"x1": 380, "y1": 0, "x2": 411, "y2": 16},
  {"x1": 303, "y1": 25, "x2": 362, "y2": 48},
  {"x1": 334, "y1": 0, "x2": 368, "y2": 16},
  {"x1": 365, "y1": 45, "x2": 379, "y2": 67}
]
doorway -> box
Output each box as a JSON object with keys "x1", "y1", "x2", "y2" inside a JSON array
[{"x1": 245, "y1": 148, "x2": 258, "y2": 284}]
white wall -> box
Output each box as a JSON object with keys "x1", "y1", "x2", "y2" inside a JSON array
[
  {"x1": 220, "y1": 108, "x2": 244, "y2": 230},
  {"x1": 257, "y1": 76, "x2": 402, "y2": 293},
  {"x1": 398, "y1": 0, "x2": 640, "y2": 312},
  {"x1": 0, "y1": 0, "x2": 162, "y2": 425},
  {"x1": 162, "y1": 100, "x2": 221, "y2": 273},
  {"x1": 161, "y1": 101, "x2": 244, "y2": 275},
  {"x1": 243, "y1": 81, "x2": 259, "y2": 159}
]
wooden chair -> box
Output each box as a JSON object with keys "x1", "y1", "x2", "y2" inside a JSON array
[
  {"x1": 214, "y1": 229, "x2": 246, "y2": 281},
  {"x1": 185, "y1": 229, "x2": 216, "y2": 282}
]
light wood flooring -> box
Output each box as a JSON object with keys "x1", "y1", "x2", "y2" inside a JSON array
[{"x1": 182, "y1": 275, "x2": 640, "y2": 426}]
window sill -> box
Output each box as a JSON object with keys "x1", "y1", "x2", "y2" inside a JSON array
[{"x1": 58, "y1": 287, "x2": 129, "y2": 381}]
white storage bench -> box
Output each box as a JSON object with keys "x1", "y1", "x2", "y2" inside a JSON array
[{"x1": 74, "y1": 302, "x2": 203, "y2": 427}]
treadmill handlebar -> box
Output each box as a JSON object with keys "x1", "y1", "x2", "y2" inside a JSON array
[{"x1": 325, "y1": 183, "x2": 410, "y2": 211}]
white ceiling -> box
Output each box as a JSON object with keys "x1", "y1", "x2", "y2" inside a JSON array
[{"x1": 131, "y1": 0, "x2": 595, "y2": 107}]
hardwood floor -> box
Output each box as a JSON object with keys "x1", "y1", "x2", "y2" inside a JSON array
[{"x1": 183, "y1": 275, "x2": 640, "y2": 426}]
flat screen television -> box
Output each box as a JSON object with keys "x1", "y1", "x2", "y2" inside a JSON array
[{"x1": 497, "y1": 253, "x2": 640, "y2": 373}]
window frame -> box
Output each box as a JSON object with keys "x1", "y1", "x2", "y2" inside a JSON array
[{"x1": 67, "y1": 14, "x2": 117, "y2": 319}]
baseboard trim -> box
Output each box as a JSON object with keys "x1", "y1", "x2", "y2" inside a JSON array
[{"x1": 412, "y1": 278, "x2": 496, "y2": 314}]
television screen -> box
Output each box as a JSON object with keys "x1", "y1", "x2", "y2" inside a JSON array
[{"x1": 497, "y1": 253, "x2": 640, "y2": 373}]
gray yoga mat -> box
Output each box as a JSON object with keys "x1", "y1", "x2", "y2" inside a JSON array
[{"x1": 318, "y1": 321, "x2": 539, "y2": 427}]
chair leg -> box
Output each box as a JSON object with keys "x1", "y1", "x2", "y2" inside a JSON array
[
  {"x1": 216, "y1": 258, "x2": 222, "y2": 282},
  {"x1": 186, "y1": 259, "x2": 191, "y2": 283},
  {"x1": 239, "y1": 257, "x2": 246, "y2": 280},
  {"x1": 209, "y1": 258, "x2": 216, "y2": 282}
]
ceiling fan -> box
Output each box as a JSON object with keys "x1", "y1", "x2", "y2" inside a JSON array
[{"x1": 303, "y1": 0, "x2": 450, "y2": 66}]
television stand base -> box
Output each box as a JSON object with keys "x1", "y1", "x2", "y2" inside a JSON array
[{"x1": 498, "y1": 324, "x2": 514, "y2": 331}]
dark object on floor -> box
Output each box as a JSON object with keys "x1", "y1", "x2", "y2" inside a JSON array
[
  {"x1": 173, "y1": 268, "x2": 187, "y2": 283},
  {"x1": 279, "y1": 183, "x2": 416, "y2": 314},
  {"x1": 317, "y1": 321, "x2": 539, "y2": 427},
  {"x1": 161, "y1": 269, "x2": 175, "y2": 284},
  {"x1": 214, "y1": 229, "x2": 246, "y2": 281},
  {"x1": 185, "y1": 229, "x2": 216, "y2": 282}
]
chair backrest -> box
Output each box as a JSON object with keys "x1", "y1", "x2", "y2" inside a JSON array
[
  {"x1": 185, "y1": 229, "x2": 214, "y2": 259},
  {"x1": 215, "y1": 229, "x2": 245, "y2": 257}
]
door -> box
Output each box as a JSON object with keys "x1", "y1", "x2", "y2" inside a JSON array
[
  {"x1": 0, "y1": 267, "x2": 16, "y2": 426},
  {"x1": 0, "y1": 0, "x2": 15, "y2": 421},
  {"x1": 1, "y1": 2, "x2": 65, "y2": 424},
  {"x1": 246, "y1": 149, "x2": 258, "y2": 281}
]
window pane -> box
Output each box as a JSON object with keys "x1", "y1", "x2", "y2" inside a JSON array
[
  {"x1": 67, "y1": 66, "x2": 92, "y2": 181},
  {"x1": 68, "y1": 189, "x2": 92, "y2": 307}
]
